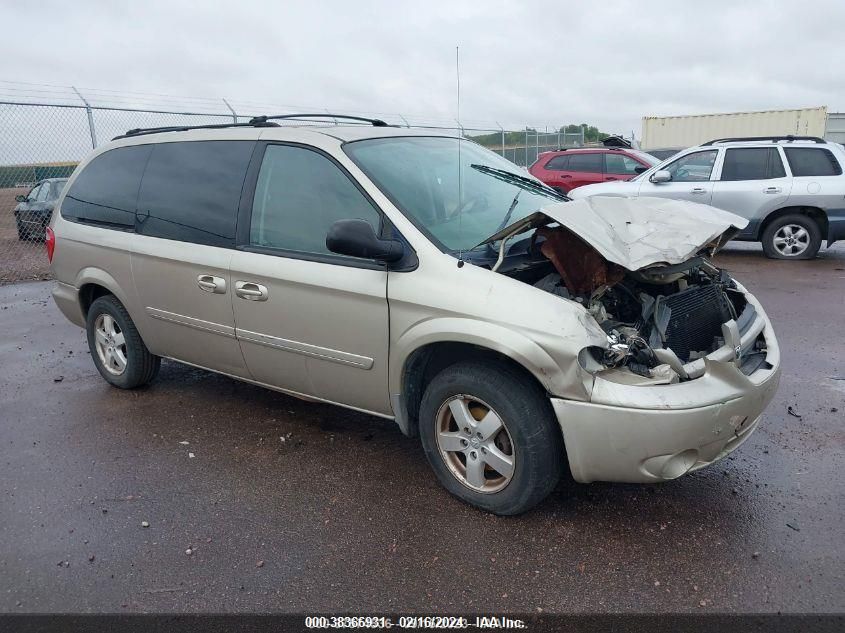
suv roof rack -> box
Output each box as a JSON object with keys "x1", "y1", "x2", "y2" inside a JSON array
[
  {"x1": 701, "y1": 135, "x2": 827, "y2": 146},
  {"x1": 248, "y1": 114, "x2": 390, "y2": 127},
  {"x1": 114, "y1": 113, "x2": 390, "y2": 140},
  {"x1": 114, "y1": 120, "x2": 279, "y2": 140}
]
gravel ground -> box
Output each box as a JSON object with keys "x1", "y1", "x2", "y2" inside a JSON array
[{"x1": 0, "y1": 242, "x2": 843, "y2": 614}]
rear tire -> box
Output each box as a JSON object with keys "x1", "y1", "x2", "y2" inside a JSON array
[
  {"x1": 761, "y1": 214, "x2": 822, "y2": 259},
  {"x1": 86, "y1": 295, "x2": 160, "y2": 389},
  {"x1": 418, "y1": 360, "x2": 564, "y2": 515}
]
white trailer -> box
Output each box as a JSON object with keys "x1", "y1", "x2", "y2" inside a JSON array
[{"x1": 641, "y1": 107, "x2": 828, "y2": 151}]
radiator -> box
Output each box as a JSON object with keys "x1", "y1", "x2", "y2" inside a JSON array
[{"x1": 658, "y1": 284, "x2": 733, "y2": 362}]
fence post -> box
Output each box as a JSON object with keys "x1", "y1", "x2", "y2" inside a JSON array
[
  {"x1": 525, "y1": 128, "x2": 528, "y2": 166},
  {"x1": 72, "y1": 86, "x2": 97, "y2": 149},
  {"x1": 222, "y1": 98, "x2": 238, "y2": 123},
  {"x1": 496, "y1": 122, "x2": 505, "y2": 156},
  {"x1": 557, "y1": 128, "x2": 561, "y2": 149}
]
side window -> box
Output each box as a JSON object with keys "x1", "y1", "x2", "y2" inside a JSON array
[
  {"x1": 36, "y1": 183, "x2": 51, "y2": 202},
  {"x1": 721, "y1": 148, "x2": 785, "y2": 181},
  {"x1": 664, "y1": 150, "x2": 718, "y2": 182},
  {"x1": 137, "y1": 141, "x2": 254, "y2": 247},
  {"x1": 61, "y1": 145, "x2": 152, "y2": 228},
  {"x1": 604, "y1": 153, "x2": 644, "y2": 175},
  {"x1": 49, "y1": 180, "x2": 68, "y2": 201},
  {"x1": 784, "y1": 148, "x2": 843, "y2": 177},
  {"x1": 249, "y1": 144, "x2": 381, "y2": 257},
  {"x1": 544, "y1": 155, "x2": 569, "y2": 170},
  {"x1": 566, "y1": 153, "x2": 603, "y2": 173}
]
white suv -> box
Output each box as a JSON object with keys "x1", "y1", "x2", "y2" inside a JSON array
[{"x1": 569, "y1": 136, "x2": 845, "y2": 259}]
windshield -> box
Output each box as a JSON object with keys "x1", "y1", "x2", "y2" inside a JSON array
[{"x1": 344, "y1": 136, "x2": 565, "y2": 252}]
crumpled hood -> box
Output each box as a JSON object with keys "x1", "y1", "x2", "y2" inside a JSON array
[{"x1": 480, "y1": 196, "x2": 748, "y2": 271}]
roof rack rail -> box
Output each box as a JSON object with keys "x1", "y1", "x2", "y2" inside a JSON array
[
  {"x1": 701, "y1": 135, "x2": 827, "y2": 146},
  {"x1": 248, "y1": 114, "x2": 390, "y2": 127},
  {"x1": 113, "y1": 120, "x2": 279, "y2": 140},
  {"x1": 113, "y1": 113, "x2": 390, "y2": 141}
]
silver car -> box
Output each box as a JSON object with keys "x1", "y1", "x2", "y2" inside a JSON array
[
  {"x1": 48, "y1": 116, "x2": 781, "y2": 514},
  {"x1": 569, "y1": 136, "x2": 845, "y2": 259}
]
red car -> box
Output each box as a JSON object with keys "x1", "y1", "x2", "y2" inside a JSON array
[{"x1": 529, "y1": 145, "x2": 659, "y2": 195}]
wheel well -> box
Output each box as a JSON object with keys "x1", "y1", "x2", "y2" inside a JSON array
[
  {"x1": 400, "y1": 341, "x2": 548, "y2": 437},
  {"x1": 758, "y1": 206, "x2": 828, "y2": 240},
  {"x1": 78, "y1": 283, "x2": 114, "y2": 317}
]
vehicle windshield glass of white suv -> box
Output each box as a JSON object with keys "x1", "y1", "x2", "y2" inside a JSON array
[{"x1": 344, "y1": 137, "x2": 566, "y2": 252}]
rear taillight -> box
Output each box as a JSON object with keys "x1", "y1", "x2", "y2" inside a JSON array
[{"x1": 45, "y1": 226, "x2": 56, "y2": 262}]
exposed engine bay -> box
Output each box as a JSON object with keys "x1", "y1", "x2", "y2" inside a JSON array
[{"x1": 502, "y1": 225, "x2": 765, "y2": 382}]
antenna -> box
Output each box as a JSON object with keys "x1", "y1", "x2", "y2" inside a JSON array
[{"x1": 456, "y1": 45, "x2": 464, "y2": 267}]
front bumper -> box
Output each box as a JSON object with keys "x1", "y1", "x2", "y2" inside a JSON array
[{"x1": 552, "y1": 291, "x2": 781, "y2": 484}]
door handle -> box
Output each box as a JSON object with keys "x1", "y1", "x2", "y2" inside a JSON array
[
  {"x1": 197, "y1": 274, "x2": 226, "y2": 294},
  {"x1": 605, "y1": 177, "x2": 618, "y2": 181},
  {"x1": 763, "y1": 186, "x2": 782, "y2": 194},
  {"x1": 690, "y1": 187, "x2": 707, "y2": 194},
  {"x1": 235, "y1": 281, "x2": 269, "y2": 301},
  {"x1": 560, "y1": 174, "x2": 572, "y2": 178}
]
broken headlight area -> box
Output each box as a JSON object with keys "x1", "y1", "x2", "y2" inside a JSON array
[{"x1": 516, "y1": 226, "x2": 763, "y2": 382}]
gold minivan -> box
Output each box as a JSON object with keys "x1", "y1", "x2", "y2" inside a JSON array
[{"x1": 49, "y1": 115, "x2": 781, "y2": 514}]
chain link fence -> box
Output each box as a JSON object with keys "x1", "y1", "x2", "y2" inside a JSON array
[{"x1": 0, "y1": 89, "x2": 597, "y2": 284}]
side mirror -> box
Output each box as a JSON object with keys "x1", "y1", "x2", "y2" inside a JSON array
[
  {"x1": 649, "y1": 169, "x2": 672, "y2": 183},
  {"x1": 634, "y1": 166, "x2": 648, "y2": 174},
  {"x1": 15, "y1": 195, "x2": 27, "y2": 202},
  {"x1": 326, "y1": 219, "x2": 404, "y2": 263}
]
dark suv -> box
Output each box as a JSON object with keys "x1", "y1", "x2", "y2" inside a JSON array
[{"x1": 14, "y1": 178, "x2": 68, "y2": 241}]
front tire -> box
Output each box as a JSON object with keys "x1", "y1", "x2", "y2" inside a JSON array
[
  {"x1": 418, "y1": 361, "x2": 564, "y2": 515},
  {"x1": 761, "y1": 214, "x2": 822, "y2": 259},
  {"x1": 86, "y1": 295, "x2": 160, "y2": 389}
]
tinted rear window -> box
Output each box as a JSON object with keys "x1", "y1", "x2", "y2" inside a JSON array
[
  {"x1": 566, "y1": 153, "x2": 603, "y2": 172},
  {"x1": 136, "y1": 140, "x2": 254, "y2": 247},
  {"x1": 61, "y1": 145, "x2": 152, "y2": 228},
  {"x1": 544, "y1": 155, "x2": 569, "y2": 170},
  {"x1": 721, "y1": 148, "x2": 785, "y2": 181},
  {"x1": 784, "y1": 148, "x2": 843, "y2": 177}
]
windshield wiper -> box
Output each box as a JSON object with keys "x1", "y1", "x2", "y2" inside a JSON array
[
  {"x1": 469, "y1": 164, "x2": 569, "y2": 202},
  {"x1": 497, "y1": 190, "x2": 522, "y2": 232},
  {"x1": 484, "y1": 189, "x2": 523, "y2": 257}
]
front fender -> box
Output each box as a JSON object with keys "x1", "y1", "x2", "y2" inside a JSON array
[{"x1": 389, "y1": 317, "x2": 591, "y2": 401}]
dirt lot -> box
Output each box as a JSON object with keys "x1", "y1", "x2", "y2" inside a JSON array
[
  {"x1": 0, "y1": 243, "x2": 843, "y2": 615},
  {"x1": 0, "y1": 187, "x2": 51, "y2": 284}
]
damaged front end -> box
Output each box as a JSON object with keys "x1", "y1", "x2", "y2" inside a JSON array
[
  {"x1": 531, "y1": 224, "x2": 769, "y2": 384},
  {"x1": 478, "y1": 197, "x2": 780, "y2": 483},
  {"x1": 479, "y1": 197, "x2": 770, "y2": 386}
]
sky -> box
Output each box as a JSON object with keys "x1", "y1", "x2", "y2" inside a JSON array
[{"x1": 2, "y1": 0, "x2": 845, "y2": 136}]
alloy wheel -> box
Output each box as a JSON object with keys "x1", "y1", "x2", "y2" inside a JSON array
[
  {"x1": 773, "y1": 224, "x2": 810, "y2": 257},
  {"x1": 93, "y1": 313, "x2": 127, "y2": 376},
  {"x1": 435, "y1": 395, "x2": 515, "y2": 493}
]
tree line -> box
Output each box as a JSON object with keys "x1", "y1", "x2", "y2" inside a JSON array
[{"x1": 469, "y1": 124, "x2": 611, "y2": 147}]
